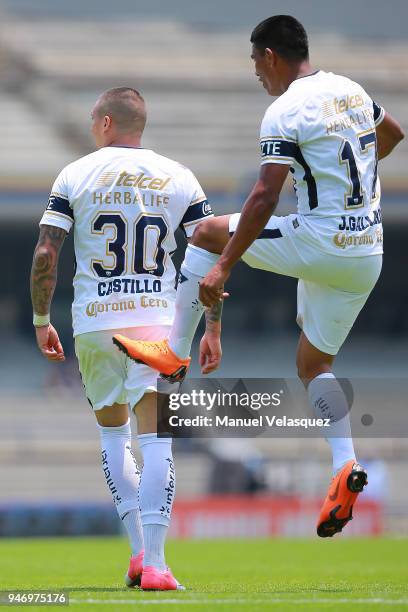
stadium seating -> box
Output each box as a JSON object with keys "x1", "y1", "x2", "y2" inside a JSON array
[{"x1": 0, "y1": 18, "x2": 406, "y2": 187}]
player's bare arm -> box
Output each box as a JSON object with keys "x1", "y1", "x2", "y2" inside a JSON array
[
  {"x1": 376, "y1": 111, "x2": 405, "y2": 159},
  {"x1": 31, "y1": 224, "x2": 66, "y2": 314},
  {"x1": 199, "y1": 301, "x2": 224, "y2": 374},
  {"x1": 205, "y1": 300, "x2": 223, "y2": 331},
  {"x1": 186, "y1": 236, "x2": 224, "y2": 373},
  {"x1": 30, "y1": 224, "x2": 67, "y2": 361},
  {"x1": 199, "y1": 163, "x2": 290, "y2": 307}
]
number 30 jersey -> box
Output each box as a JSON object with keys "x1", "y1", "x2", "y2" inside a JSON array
[
  {"x1": 260, "y1": 70, "x2": 384, "y2": 256},
  {"x1": 40, "y1": 146, "x2": 213, "y2": 336}
]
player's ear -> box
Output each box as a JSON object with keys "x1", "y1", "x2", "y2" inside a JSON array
[
  {"x1": 103, "y1": 115, "x2": 112, "y2": 131},
  {"x1": 264, "y1": 48, "x2": 276, "y2": 66}
]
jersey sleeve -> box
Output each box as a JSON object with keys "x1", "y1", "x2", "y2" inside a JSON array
[
  {"x1": 372, "y1": 100, "x2": 385, "y2": 127},
  {"x1": 260, "y1": 103, "x2": 298, "y2": 166},
  {"x1": 179, "y1": 169, "x2": 214, "y2": 238},
  {"x1": 40, "y1": 168, "x2": 74, "y2": 233}
]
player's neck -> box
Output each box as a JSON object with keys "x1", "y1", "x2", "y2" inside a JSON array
[
  {"x1": 106, "y1": 135, "x2": 143, "y2": 148},
  {"x1": 285, "y1": 61, "x2": 315, "y2": 89}
]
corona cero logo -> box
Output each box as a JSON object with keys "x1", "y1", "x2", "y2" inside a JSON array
[{"x1": 86, "y1": 300, "x2": 137, "y2": 317}]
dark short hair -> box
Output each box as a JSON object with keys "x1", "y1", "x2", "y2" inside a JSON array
[
  {"x1": 250, "y1": 15, "x2": 309, "y2": 62},
  {"x1": 95, "y1": 87, "x2": 146, "y2": 133}
]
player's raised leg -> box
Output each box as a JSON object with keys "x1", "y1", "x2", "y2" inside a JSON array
[
  {"x1": 133, "y1": 392, "x2": 185, "y2": 591},
  {"x1": 95, "y1": 403, "x2": 144, "y2": 587},
  {"x1": 113, "y1": 215, "x2": 231, "y2": 378},
  {"x1": 296, "y1": 333, "x2": 367, "y2": 537}
]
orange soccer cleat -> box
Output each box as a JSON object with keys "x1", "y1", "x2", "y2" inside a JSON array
[
  {"x1": 112, "y1": 336, "x2": 190, "y2": 382},
  {"x1": 317, "y1": 460, "x2": 368, "y2": 538}
]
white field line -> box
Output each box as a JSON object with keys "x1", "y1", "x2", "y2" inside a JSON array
[{"x1": 70, "y1": 597, "x2": 408, "y2": 606}]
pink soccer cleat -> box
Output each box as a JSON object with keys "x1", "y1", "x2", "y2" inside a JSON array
[
  {"x1": 141, "y1": 565, "x2": 186, "y2": 591},
  {"x1": 125, "y1": 550, "x2": 144, "y2": 588}
]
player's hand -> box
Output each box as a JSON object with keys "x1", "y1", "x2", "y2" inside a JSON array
[
  {"x1": 199, "y1": 263, "x2": 230, "y2": 307},
  {"x1": 199, "y1": 332, "x2": 222, "y2": 374},
  {"x1": 35, "y1": 324, "x2": 65, "y2": 362}
]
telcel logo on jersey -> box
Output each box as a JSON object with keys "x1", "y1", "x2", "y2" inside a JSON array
[
  {"x1": 116, "y1": 171, "x2": 171, "y2": 190},
  {"x1": 95, "y1": 170, "x2": 171, "y2": 190},
  {"x1": 322, "y1": 94, "x2": 365, "y2": 119},
  {"x1": 93, "y1": 171, "x2": 172, "y2": 207},
  {"x1": 333, "y1": 94, "x2": 364, "y2": 114}
]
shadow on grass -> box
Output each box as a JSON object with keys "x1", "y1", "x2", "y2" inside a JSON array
[
  {"x1": 64, "y1": 584, "x2": 354, "y2": 595},
  {"x1": 65, "y1": 587, "x2": 131, "y2": 593}
]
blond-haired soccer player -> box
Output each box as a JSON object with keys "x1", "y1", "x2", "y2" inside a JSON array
[
  {"x1": 31, "y1": 87, "x2": 213, "y2": 589},
  {"x1": 114, "y1": 16, "x2": 404, "y2": 538}
]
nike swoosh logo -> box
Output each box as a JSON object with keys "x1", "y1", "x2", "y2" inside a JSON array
[{"x1": 329, "y1": 476, "x2": 342, "y2": 502}]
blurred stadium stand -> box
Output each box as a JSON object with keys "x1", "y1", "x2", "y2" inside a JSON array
[
  {"x1": 0, "y1": 15, "x2": 406, "y2": 188},
  {"x1": 0, "y1": 0, "x2": 407, "y2": 536}
]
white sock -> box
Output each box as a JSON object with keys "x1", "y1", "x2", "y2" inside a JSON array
[
  {"x1": 138, "y1": 434, "x2": 175, "y2": 571},
  {"x1": 143, "y1": 524, "x2": 168, "y2": 571},
  {"x1": 308, "y1": 373, "x2": 356, "y2": 474},
  {"x1": 168, "y1": 244, "x2": 219, "y2": 359},
  {"x1": 99, "y1": 419, "x2": 143, "y2": 556},
  {"x1": 122, "y1": 510, "x2": 144, "y2": 558}
]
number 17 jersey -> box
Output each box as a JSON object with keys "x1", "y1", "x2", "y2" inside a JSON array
[
  {"x1": 260, "y1": 70, "x2": 384, "y2": 256},
  {"x1": 40, "y1": 146, "x2": 213, "y2": 336}
]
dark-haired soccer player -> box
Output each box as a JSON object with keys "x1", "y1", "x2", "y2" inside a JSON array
[{"x1": 114, "y1": 16, "x2": 404, "y2": 537}]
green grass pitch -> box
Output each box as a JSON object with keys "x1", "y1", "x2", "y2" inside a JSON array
[{"x1": 0, "y1": 537, "x2": 407, "y2": 611}]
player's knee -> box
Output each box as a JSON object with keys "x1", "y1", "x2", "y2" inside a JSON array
[
  {"x1": 297, "y1": 356, "x2": 333, "y2": 385},
  {"x1": 191, "y1": 218, "x2": 226, "y2": 254},
  {"x1": 191, "y1": 218, "x2": 218, "y2": 252}
]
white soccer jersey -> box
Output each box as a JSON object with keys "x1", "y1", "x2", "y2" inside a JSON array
[
  {"x1": 260, "y1": 70, "x2": 384, "y2": 256},
  {"x1": 40, "y1": 146, "x2": 213, "y2": 336}
]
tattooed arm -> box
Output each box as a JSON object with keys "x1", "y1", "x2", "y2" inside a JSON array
[
  {"x1": 31, "y1": 225, "x2": 66, "y2": 314},
  {"x1": 30, "y1": 224, "x2": 67, "y2": 361},
  {"x1": 205, "y1": 300, "x2": 223, "y2": 335},
  {"x1": 199, "y1": 300, "x2": 223, "y2": 375}
]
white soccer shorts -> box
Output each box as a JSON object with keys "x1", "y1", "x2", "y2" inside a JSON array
[
  {"x1": 74, "y1": 325, "x2": 170, "y2": 411},
  {"x1": 229, "y1": 213, "x2": 382, "y2": 355}
]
